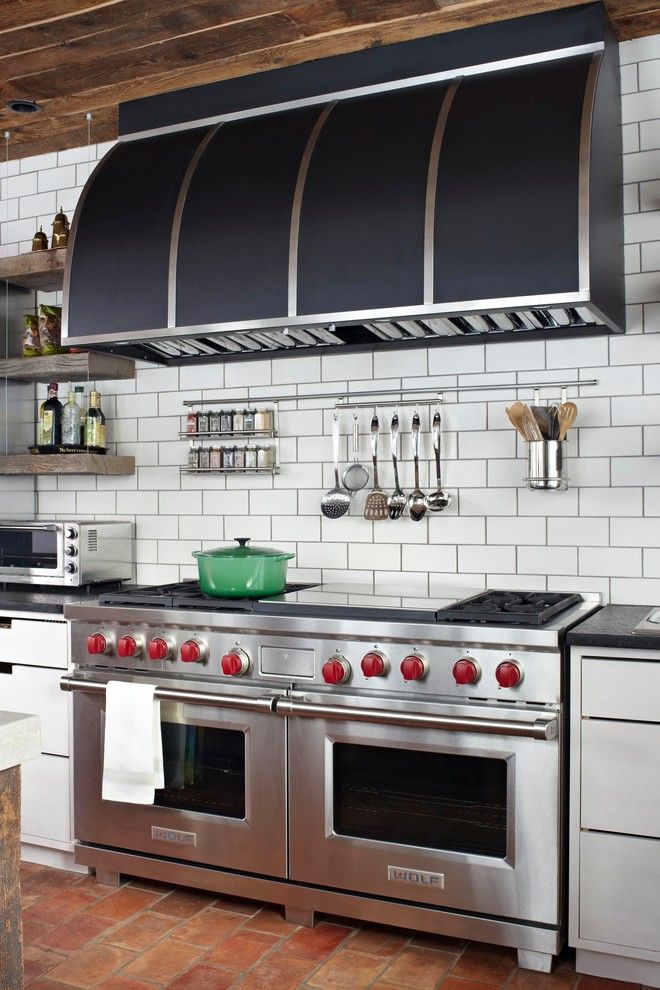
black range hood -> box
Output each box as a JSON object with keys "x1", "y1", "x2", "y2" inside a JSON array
[{"x1": 63, "y1": 4, "x2": 624, "y2": 366}]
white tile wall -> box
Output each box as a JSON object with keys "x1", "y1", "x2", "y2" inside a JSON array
[{"x1": 2, "y1": 41, "x2": 660, "y2": 604}]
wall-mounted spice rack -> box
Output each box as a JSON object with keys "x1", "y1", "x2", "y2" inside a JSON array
[{"x1": 179, "y1": 403, "x2": 279, "y2": 475}]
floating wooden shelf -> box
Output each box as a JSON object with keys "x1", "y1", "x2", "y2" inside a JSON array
[
  {"x1": 0, "y1": 249, "x2": 66, "y2": 292},
  {"x1": 0, "y1": 454, "x2": 135, "y2": 475},
  {"x1": 0, "y1": 351, "x2": 135, "y2": 384}
]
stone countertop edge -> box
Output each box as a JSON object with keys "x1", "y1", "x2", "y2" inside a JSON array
[
  {"x1": 0, "y1": 712, "x2": 41, "y2": 772},
  {"x1": 567, "y1": 604, "x2": 660, "y2": 650}
]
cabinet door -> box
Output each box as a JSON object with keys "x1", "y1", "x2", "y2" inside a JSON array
[
  {"x1": 580, "y1": 831, "x2": 660, "y2": 952},
  {"x1": 582, "y1": 657, "x2": 660, "y2": 722},
  {"x1": 0, "y1": 664, "x2": 68, "y2": 756},
  {"x1": 581, "y1": 720, "x2": 660, "y2": 838},
  {"x1": 21, "y1": 754, "x2": 70, "y2": 846},
  {"x1": 0, "y1": 617, "x2": 67, "y2": 669}
]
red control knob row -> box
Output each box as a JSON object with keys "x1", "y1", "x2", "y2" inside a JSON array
[
  {"x1": 452, "y1": 657, "x2": 480, "y2": 685},
  {"x1": 87, "y1": 632, "x2": 109, "y2": 656},
  {"x1": 400, "y1": 654, "x2": 428, "y2": 682},
  {"x1": 148, "y1": 638, "x2": 170, "y2": 661},
  {"x1": 361, "y1": 651, "x2": 388, "y2": 678},
  {"x1": 221, "y1": 649, "x2": 250, "y2": 677},
  {"x1": 117, "y1": 635, "x2": 141, "y2": 658},
  {"x1": 496, "y1": 660, "x2": 522, "y2": 688},
  {"x1": 322, "y1": 656, "x2": 351, "y2": 685},
  {"x1": 180, "y1": 639, "x2": 206, "y2": 664}
]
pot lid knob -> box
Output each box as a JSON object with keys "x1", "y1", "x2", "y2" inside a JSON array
[{"x1": 235, "y1": 538, "x2": 250, "y2": 547}]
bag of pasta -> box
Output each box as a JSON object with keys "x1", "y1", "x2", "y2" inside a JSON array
[
  {"x1": 38, "y1": 304, "x2": 63, "y2": 355},
  {"x1": 23, "y1": 314, "x2": 41, "y2": 356}
]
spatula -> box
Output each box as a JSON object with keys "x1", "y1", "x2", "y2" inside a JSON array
[{"x1": 364, "y1": 414, "x2": 388, "y2": 521}]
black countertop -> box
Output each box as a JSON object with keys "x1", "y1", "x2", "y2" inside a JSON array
[
  {"x1": 567, "y1": 604, "x2": 660, "y2": 650},
  {"x1": 0, "y1": 584, "x2": 121, "y2": 615}
]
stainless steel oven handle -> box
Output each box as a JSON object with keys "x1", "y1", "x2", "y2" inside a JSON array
[
  {"x1": 275, "y1": 698, "x2": 558, "y2": 740},
  {"x1": 60, "y1": 675, "x2": 276, "y2": 713},
  {"x1": 0, "y1": 523, "x2": 58, "y2": 530}
]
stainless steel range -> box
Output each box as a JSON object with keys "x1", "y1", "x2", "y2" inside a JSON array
[{"x1": 62, "y1": 583, "x2": 599, "y2": 972}]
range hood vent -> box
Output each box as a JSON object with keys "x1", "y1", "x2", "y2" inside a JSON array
[{"x1": 63, "y1": 14, "x2": 624, "y2": 365}]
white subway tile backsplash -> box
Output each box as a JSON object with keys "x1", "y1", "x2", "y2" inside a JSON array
[
  {"x1": 548, "y1": 517, "x2": 609, "y2": 546},
  {"x1": 349, "y1": 543, "x2": 401, "y2": 571},
  {"x1": 580, "y1": 546, "x2": 641, "y2": 577},
  {"x1": 485, "y1": 340, "x2": 546, "y2": 373},
  {"x1": 611, "y1": 455, "x2": 660, "y2": 485},
  {"x1": 641, "y1": 118, "x2": 660, "y2": 151},
  {"x1": 459, "y1": 545, "x2": 515, "y2": 573},
  {"x1": 517, "y1": 545, "x2": 577, "y2": 575}
]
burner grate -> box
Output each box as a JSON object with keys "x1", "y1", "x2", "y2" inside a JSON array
[
  {"x1": 98, "y1": 580, "x2": 315, "y2": 610},
  {"x1": 436, "y1": 591, "x2": 581, "y2": 627}
]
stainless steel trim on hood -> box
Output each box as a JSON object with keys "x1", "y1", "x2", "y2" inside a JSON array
[
  {"x1": 288, "y1": 102, "x2": 336, "y2": 317},
  {"x1": 424, "y1": 80, "x2": 461, "y2": 306},
  {"x1": 119, "y1": 43, "x2": 604, "y2": 144},
  {"x1": 578, "y1": 52, "x2": 602, "y2": 295},
  {"x1": 167, "y1": 124, "x2": 222, "y2": 327}
]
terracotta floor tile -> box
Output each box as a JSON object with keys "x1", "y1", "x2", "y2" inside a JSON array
[
  {"x1": 212, "y1": 894, "x2": 261, "y2": 916},
  {"x1": 37, "y1": 912, "x2": 117, "y2": 954},
  {"x1": 102, "y1": 910, "x2": 180, "y2": 951},
  {"x1": 23, "y1": 944, "x2": 68, "y2": 983},
  {"x1": 87, "y1": 886, "x2": 162, "y2": 922},
  {"x1": 72, "y1": 875, "x2": 121, "y2": 899},
  {"x1": 121, "y1": 938, "x2": 203, "y2": 982},
  {"x1": 379, "y1": 947, "x2": 456, "y2": 989},
  {"x1": 171, "y1": 907, "x2": 244, "y2": 947},
  {"x1": 439, "y1": 976, "x2": 503, "y2": 990},
  {"x1": 280, "y1": 921, "x2": 350, "y2": 960},
  {"x1": 151, "y1": 887, "x2": 217, "y2": 919},
  {"x1": 46, "y1": 944, "x2": 135, "y2": 989},
  {"x1": 96, "y1": 979, "x2": 161, "y2": 990},
  {"x1": 204, "y1": 928, "x2": 280, "y2": 970},
  {"x1": 307, "y1": 948, "x2": 388, "y2": 988},
  {"x1": 234, "y1": 951, "x2": 317, "y2": 989},
  {"x1": 25, "y1": 980, "x2": 81, "y2": 990},
  {"x1": 167, "y1": 963, "x2": 237, "y2": 989},
  {"x1": 508, "y1": 957, "x2": 579, "y2": 990},
  {"x1": 21, "y1": 861, "x2": 46, "y2": 877},
  {"x1": 347, "y1": 924, "x2": 410, "y2": 956},
  {"x1": 24, "y1": 889, "x2": 98, "y2": 927},
  {"x1": 22, "y1": 869, "x2": 82, "y2": 899},
  {"x1": 577, "y1": 980, "x2": 640, "y2": 990},
  {"x1": 242, "y1": 906, "x2": 299, "y2": 936},
  {"x1": 450, "y1": 944, "x2": 517, "y2": 985},
  {"x1": 23, "y1": 919, "x2": 52, "y2": 945}
]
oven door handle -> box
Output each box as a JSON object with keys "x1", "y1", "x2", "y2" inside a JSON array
[
  {"x1": 275, "y1": 698, "x2": 558, "y2": 740},
  {"x1": 60, "y1": 675, "x2": 277, "y2": 714}
]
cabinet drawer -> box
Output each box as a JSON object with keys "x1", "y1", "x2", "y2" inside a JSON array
[
  {"x1": 582, "y1": 657, "x2": 660, "y2": 721},
  {"x1": 580, "y1": 831, "x2": 660, "y2": 952},
  {"x1": 21, "y1": 753, "x2": 70, "y2": 845},
  {"x1": 0, "y1": 664, "x2": 68, "y2": 756},
  {"x1": 582, "y1": 720, "x2": 660, "y2": 838},
  {"x1": 0, "y1": 617, "x2": 67, "y2": 669}
]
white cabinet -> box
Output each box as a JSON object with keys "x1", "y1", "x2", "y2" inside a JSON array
[
  {"x1": 570, "y1": 646, "x2": 660, "y2": 988},
  {"x1": 0, "y1": 609, "x2": 80, "y2": 871}
]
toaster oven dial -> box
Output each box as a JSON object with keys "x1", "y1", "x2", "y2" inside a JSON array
[
  {"x1": 87, "y1": 632, "x2": 110, "y2": 656},
  {"x1": 64, "y1": 562, "x2": 77, "y2": 574},
  {"x1": 453, "y1": 657, "x2": 481, "y2": 685},
  {"x1": 65, "y1": 527, "x2": 78, "y2": 539},
  {"x1": 117, "y1": 635, "x2": 143, "y2": 659},
  {"x1": 361, "y1": 651, "x2": 388, "y2": 678},
  {"x1": 221, "y1": 649, "x2": 250, "y2": 677},
  {"x1": 496, "y1": 660, "x2": 523, "y2": 688},
  {"x1": 400, "y1": 654, "x2": 428, "y2": 682},
  {"x1": 322, "y1": 655, "x2": 351, "y2": 685},
  {"x1": 147, "y1": 638, "x2": 172, "y2": 661},
  {"x1": 180, "y1": 639, "x2": 206, "y2": 664},
  {"x1": 64, "y1": 544, "x2": 78, "y2": 556}
]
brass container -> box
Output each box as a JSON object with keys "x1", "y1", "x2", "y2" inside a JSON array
[
  {"x1": 51, "y1": 208, "x2": 70, "y2": 249},
  {"x1": 31, "y1": 227, "x2": 48, "y2": 252}
]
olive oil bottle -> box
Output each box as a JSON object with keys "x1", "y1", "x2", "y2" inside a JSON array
[
  {"x1": 84, "y1": 390, "x2": 106, "y2": 453},
  {"x1": 38, "y1": 382, "x2": 63, "y2": 446}
]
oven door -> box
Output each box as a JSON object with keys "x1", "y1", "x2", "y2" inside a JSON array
[
  {"x1": 284, "y1": 693, "x2": 561, "y2": 925},
  {"x1": 69, "y1": 676, "x2": 286, "y2": 876},
  {"x1": 0, "y1": 523, "x2": 65, "y2": 583}
]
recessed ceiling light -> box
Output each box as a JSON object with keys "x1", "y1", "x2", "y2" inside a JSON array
[{"x1": 6, "y1": 99, "x2": 42, "y2": 114}]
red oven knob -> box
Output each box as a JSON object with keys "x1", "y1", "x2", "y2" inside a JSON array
[
  {"x1": 147, "y1": 638, "x2": 170, "y2": 661},
  {"x1": 496, "y1": 660, "x2": 522, "y2": 688},
  {"x1": 181, "y1": 639, "x2": 206, "y2": 664},
  {"x1": 322, "y1": 656, "x2": 351, "y2": 685},
  {"x1": 400, "y1": 654, "x2": 428, "y2": 682},
  {"x1": 222, "y1": 649, "x2": 250, "y2": 677},
  {"x1": 87, "y1": 632, "x2": 109, "y2": 656},
  {"x1": 117, "y1": 635, "x2": 141, "y2": 658},
  {"x1": 361, "y1": 651, "x2": 388, "y2": 678},
  {"x1": 453, "y1": 657, "x2": 480, "y2": 685}
]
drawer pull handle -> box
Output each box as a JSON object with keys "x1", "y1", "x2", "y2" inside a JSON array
[{"x1": 0, "y1": 662, "x2": 13, "y2": 674}]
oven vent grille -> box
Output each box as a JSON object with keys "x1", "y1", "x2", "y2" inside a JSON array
[{"x1": 87, "y1": 530, "x2": 99, "y2": 552}]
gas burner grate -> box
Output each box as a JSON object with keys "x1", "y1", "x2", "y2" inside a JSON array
[
  {"x1": 436, "y1": 591, "x2": 581, "y2": 627},
  {"x1": 98, "y1": 580, "x2": 316, "y2": 610}
]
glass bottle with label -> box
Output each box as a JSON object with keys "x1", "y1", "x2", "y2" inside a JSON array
[
  {"x1": 62, "y1": 387, "x2": 83, "y2": 446},
  {"x1": 75, "y1": 386, "x2": 85, "y2": 445},
  {"x1": 39, "y1": 382, "x2": 63, "y2": 446},
  {"x1": 84, "y1": 390, "x2": 106, "y2": 453}
]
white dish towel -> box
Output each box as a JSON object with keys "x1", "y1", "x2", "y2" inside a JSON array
[{"x1": 102, "y1": 681, "x2": 165, "y2": 805}]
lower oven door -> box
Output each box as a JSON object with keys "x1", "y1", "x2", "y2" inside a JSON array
[
  {"x1": 284, "y1": 693, "x2": 561, "y2": 925},
  {"x1": 68, "y1": 676, "x2": 286, "y2": 876}
]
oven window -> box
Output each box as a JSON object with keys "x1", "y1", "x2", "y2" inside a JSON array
[
  {"x1": 155, "y1": 723, "x2": 245, "y2": 818},
  {"x1": 333, "y1": 743, "x2": 507, "y2": 857},
  {"x1": 0, "y1": 529, "x2": 58, "y2": 569}
]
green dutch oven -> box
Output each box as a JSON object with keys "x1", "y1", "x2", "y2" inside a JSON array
[{"x1": 193, "y1": 538, "x2": 295, "y2": 598}]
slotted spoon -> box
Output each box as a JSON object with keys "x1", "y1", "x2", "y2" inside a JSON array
[
  {"x1": 321, "y1": 412, "x2": 351, "y2": 519},
  {"x1": 557, "y1": 401, "x2": 578, "y2": 440},
  {"x1": 364, "y1": 414, "x2": 388, "y2": 521}
]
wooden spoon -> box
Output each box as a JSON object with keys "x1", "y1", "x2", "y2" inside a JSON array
[{"x1": 505, "y1": 402, "x2": 530, "y2": 439}]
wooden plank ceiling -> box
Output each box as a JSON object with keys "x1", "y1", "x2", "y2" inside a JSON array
[{"x1": 0, "y1": 0, "x2": 658, "y2": 161}]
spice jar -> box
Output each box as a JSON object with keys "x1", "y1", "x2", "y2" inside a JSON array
[
  {"x1": 233, "y1": 409, "x2": 245, "y2": 433},
  {"x1": 255, "y1": 409, "x2": 272, "y2": 433},
  {"x1": 209, "y1": 446, "x2": 223, "y2": 469},
  {"x1": 244, "y1": 408, "x2": 256, "y2": 432},
  {"x1": 188, "y1": 447, "x2": 200, "y2": 469},
  {"x1": 186, "y1": 412, "x2": 198, "y2": 434},
  {"x1": 234, "y1": 446, "x2": 246, "y2": 470},
  {"x1": 245, "y1": 446, "x2": 257, "y2": 469},
  {"x1": 209, "y1": 410, "x2": 221, "y2": 435},
  {"x1": 223, "y1": 446, "x2": 236, "y2": 470},
  {"x1": 197, "y1": 411, "x2": 210, "y2": 434},
  {"x1": 198, "y1": 446, "x2": 211, "y2": 469},
  {"x1": 220, "y1": 409, "x2": 233, "y2": 433},
  {"x1": 257, "y1": 445, "x2": 273, "y2": 469}
]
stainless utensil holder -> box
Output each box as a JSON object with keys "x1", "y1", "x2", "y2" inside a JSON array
[{"x1": 526, "y1": 440, "x2": 567, "y2": 491}]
